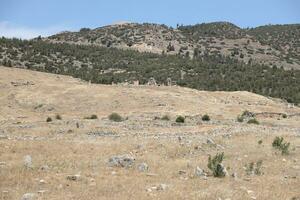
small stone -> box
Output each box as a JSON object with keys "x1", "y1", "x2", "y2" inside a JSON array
[
  {"x1": 0, "y1": 135, "x2": 8, "y2": 140},
  {"x1": 39, "y1": 165, "x2": 50, "y2": 171},
  {"x1": 66, "y1": 174, "x2": 81, "y2": 181},
  {"x1": 0, "y1": 162, "x2": 6, "y2": 166},
  {"x1": 137, "y1": 163, "x2": 149, "y2": 172},
  {"x1": 39, "y1": 179, "x2": 46, "y2": 184},
  {"x1": 232, "y1": 172, "x2": 238, "y2": 179},
  {"x1": 178, "y1": 170, "x2": 187, "y2": 175},
  {"x1": 195, "y1": 166, "x2": 207, "y2": 177},
  {"x1": 282, "y1": 158, "x2": 287, "y2": 162},
  {"x1": 206, "y1": 138, "x2": 215, "y2": 145},
  {"x1": 111, "y1": 171, "x2": 117, "y2": 175},
  {"x1": 157, "y1": 184, "x2": 168, "y2": 191},
  {"x1": 37, "y1": 190, "x2": 47, "y2": 194},
  {"x1": 21, "y1": 193, "x2": 36, "y2": 200},
  {"x1": 23, "y1": 155, "x2": 33, "y2": 169},
  {"x1": 108, "y1": 154, "x2": 135, "y2": 168}
]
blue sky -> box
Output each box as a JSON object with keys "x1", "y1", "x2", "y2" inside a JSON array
[{"x1": 0, "y1": 0, "x2": 299, "y2": 39}]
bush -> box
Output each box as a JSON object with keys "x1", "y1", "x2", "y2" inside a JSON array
[
  {"x1": 272, "y1": 137, "x2": 290, "y2": 155},
  {"x1": 207, "y1": 152, "x2": 226, "y2": 177},
  {"x1": 161, "y1": 115, "x2": 170, "y2": 121},
  {"x1": 258, "y1": 140, "x2": 263, "y2": 145},
  {"x1": 282, "y1": 114, "x2": 287, "y2": 118},
  {"x1": 109, "y1": 113, "x2": 123, "y2": 122},
  {"x1": 237, "y1": 115, "x2": 244, "y2": 122},
  {"x1": 202, "y1": 114, "x2": 210, "y2": 121},
  {"x1": 175, "y1": 116, "x2": 185, "y2": 123},
  {"x1": 247, "y1": 118, "x2": 259, "y2": 124},
  {"x1": 84, "y1": 114, "x2": 98, "y2": 120},
  {"x1": 46, "y1": 117, "x2": 52, "y2": 122},
  {"x1": 55, "y1": 114, "x2": 62, "y2": 120},
  {"x1": 245, "y1": 160, "x2": 263, "y2": 175},
  {"x1": 242, "y1": 110, "x2": 255, "y2": 118}
]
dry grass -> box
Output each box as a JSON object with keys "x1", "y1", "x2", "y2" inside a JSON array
[{"x1": 0, "y1": 66, "x2": 299, "y2": 199}]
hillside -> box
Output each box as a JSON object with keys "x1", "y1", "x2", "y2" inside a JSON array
[
  {"x1": 0, "y1": 67, "x2": 300, "y2": 200},
  {"x1": 44, "y1": 22, "x2": 300, "y2": 70},
  {"x1": 1, "y1": 36, "x2": 300, "y2": 105}
]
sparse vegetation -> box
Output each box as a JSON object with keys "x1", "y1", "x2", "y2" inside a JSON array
[
  {"x1": 272, "y1": 137, "x2": 290, "y2": 155},
  {"x1": 161, "y1": 115, "x2": 170, "y2": 121},
  {"x1": 175, "y1": 116, "x2": 185, "y2": 123},
  {"x1": 202, "y1": 114, "x2": 210, "y2": 121},
  {"x1": 247, "y1": 118, "x2": 259, "y2": 125},
  {"x1": 84, "y1": 114, "x2": 98, "y2": 120},
  {"x1": 237, "y1": 115, "x2": 244, "y2": 122},
  {"x1": 109, "y1": 113, "x2": 123, "y2": 122},
  {"x1": 55, "y1": 114, "x2": 62, "y2": 120},
  {"x1": 245, "y1": 160, "x2": 263, "y2": 175},
  {"x1": 282, "y1": 113, "x2": 287, "y2": 118},
  {"x1": 258, "y1": 140, "x2": 263, "y2": 145},
  {"x1": 207, "y1": 152, "x2": 227, "y2": 177},
  {"x1": 46, "y1": 117, "x2": 52, "y2": 122}
]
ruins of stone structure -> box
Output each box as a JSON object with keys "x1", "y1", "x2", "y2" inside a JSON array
[
  {"x1": 166, "y1": 78, "x2": 172, "y2": 86},
  {"x1": 147, "y1": 77, "x2": 157, "y2": 86},
  {"x1": 133, "y1": 80, "x2": 139, "y2": 86}
]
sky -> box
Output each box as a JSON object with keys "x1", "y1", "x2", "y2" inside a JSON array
[{"x1": 0, "y1": 0, "x2": 299, "y2": 39}]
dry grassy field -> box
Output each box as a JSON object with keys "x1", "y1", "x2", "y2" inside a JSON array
[{"x1": 0, "y1": 66, "x2": 299, "y2": 200}]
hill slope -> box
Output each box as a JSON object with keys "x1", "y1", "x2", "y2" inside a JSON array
[
  {"x1": 44, "y1": 22, "x2": 300, "y2": 70},
  {"x1": 1, "y1": 66, "x2": 300, "y2": 200}
]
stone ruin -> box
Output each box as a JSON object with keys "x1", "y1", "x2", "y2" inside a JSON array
[{"x1": 147, "y1": 77, "x2": 157, "y2": 86}]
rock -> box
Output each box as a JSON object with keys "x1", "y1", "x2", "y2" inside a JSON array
[
  {"x1": 216, "y1": 163, "x2": 228, "y2": 177},
  {"x1": 23, "y1": 155, "x2": 33, "y2": 169},
  {"x1": 178, "y1": 170, "x2": 187, "y2": 175},
  {"x1": 195, "y1": 166, "x2": 207, "y2": 177},
  {"x1": 66, "y1": 174, "x2": 81, "y2": 181},
  {"x1": 21, "y1": 193, "x2": 36, "y2": 200},
  {"x1": 206, "y1": 138, "x2": 215, "y2": 145},
  {"x1": 0, "y1": 135, "x2": 8, "y2": 140},
  {"x1": 39, "y1": 179, "x2": 46, "y2": 184},
  {"x1": 0, "y1": 162, "x2": 6, "y2": 166},
  {"x1": 108, "y1": 154, "x2": 135, "y2": 168},
  {"x1": 232, "y1": 172, "x2": 238, "y2": 179},
  {"x1": 39, "y1": 165, "x2": 50, "y2": 171},
  {"x1": 137, "y1": 162, "x2": 149, "y2": 172},
  {"x1": 157, "y1": 184, "x2": 168, "y2": 191}
]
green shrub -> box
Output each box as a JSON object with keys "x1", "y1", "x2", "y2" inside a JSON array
[
  {"x1": 207, "y1": 152, "x2": 226, "y2": 177},
  {"x1": 109, "y1": 113, "x2": 123, "y2": 122},
  {"x1": 258, "y1": 140, "x2": 263, "y2": 145},
  {"x1": 245, "y1": 160, "x2": 263, "y2": 175},
  {"x1": 161, "y1": 115, "x2": 170, "y2": 121},
  {"x1": 272, "y1": 137, "x2": 290, "y2": 155},
  {"x1": 55, "y1": 114, "x2": 62, "y2": 120},
  {"x1": 46, "y1": 117, "x2": 52, "y2": 122},
  {"x1": 242, "y1": 110, "x2": 255, "y2": 118},
  {"x1": 84, "y1": 114, "x2": 98, "y2": 120},
  {"x1": 282, "y1": 114, "x2": 287, "y2": 118},
  {"x1": 237, "y1": 115, "x2": 244, "y2": 122},
  {"x1": 175, "y1": 116, "x2": 185, "y2": 123},
  {"x1": 202, "y1": 114, "x2": 210, "y2": 121},
  {"x1": 247, "y1": 118, "x2": 259, "y2": 124}
]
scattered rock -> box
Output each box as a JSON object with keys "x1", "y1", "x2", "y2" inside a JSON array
[
  {"x1": 0, "y1": 135, "x2": 8, "y2": 140},
  {"x1": 206, "y1": 138, "x2": 215, "y2": 145},
  {"x1": 195, "y1": 166, "x2": 207, "y2": 177},
  {"x1": 21, "y1": 193, "x2": 36, "y2": 200},
  {"x1": 39, "y1": 179, "x2": 46, "y2": 184},
  {"x1": 137, "y1": 162, "x2": 149, "y2": 172},
  {"x1": 147, "y1": 184, "x2": 168, "y2": 192},
  {"x1": 39, "y1": 165, "x2": 50, "y2": 171},
  {"x1": 23, "y1": 155, "x2": 33, "y2": 169},
  {"x1": 178, "y1": 170, "x2": 187, "y2": 175},
  {"x1": 108, "y1": 154, "x2": 135, "y2": 168},
  {"x1": 66, "y1": 174, "x2": 81, "y2": 181}
]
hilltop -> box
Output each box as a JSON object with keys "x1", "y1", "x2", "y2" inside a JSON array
[{"x1": 44, "y1": 22, "x2": 300, "y2": 70}]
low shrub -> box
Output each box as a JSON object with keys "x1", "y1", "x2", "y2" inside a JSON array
[
  {"x1": 247, "y1": 118, "x2": 259, "y2": 125},
  {"x1": 109, "y1": 113, "x2": 123, "y2": 122},
  {"x1": 245, "y1": 160, "x2": 263, "y2": 175},
  {"x1": 207, "y1": 152, "x2": 227, "y2": 177},
  {"x1": 46, "y1": 117, "x2": 52, "y2": 122},
  {"x1": 84, "y1": 114, "x2": 98, "y2": 120},
  {"x1": 55, "y1": 114, "x2": 62, "y2": 120},
  {"x1": 272, "y1": 137, "x2": 290, "y2": 155},
  {"x1": 161, "y1": 115, "x2": 170, "y2": 121},
  {"x1": 175, "y1": 116, "x2": 185, "y2": 123},
  {"x1": 202, "y1": 114, "x2": 210, "y2": 121}
]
